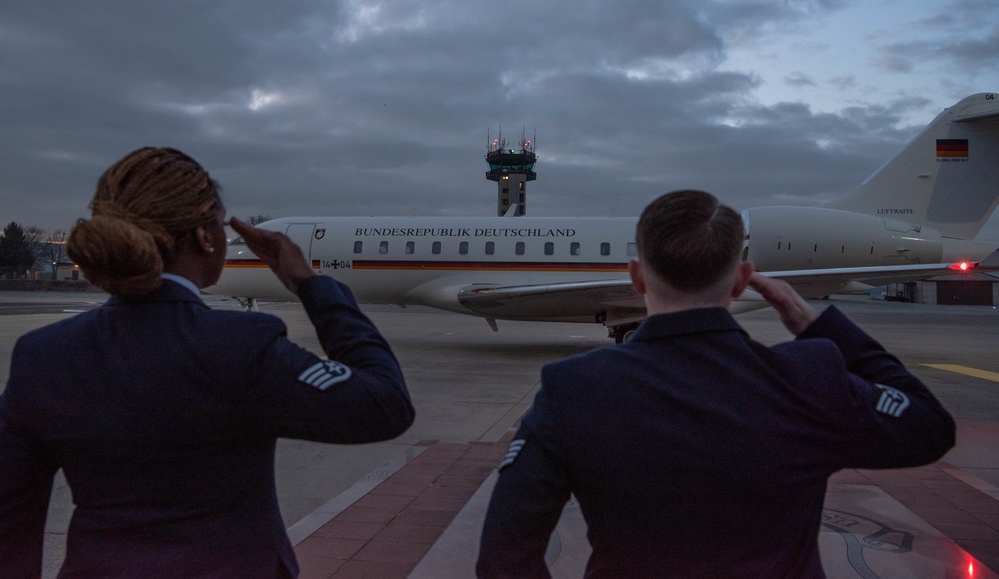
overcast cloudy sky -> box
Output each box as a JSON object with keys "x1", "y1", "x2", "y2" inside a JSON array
[{"x1": 2, "y1": 0, "x2": 998, "y2": 240}]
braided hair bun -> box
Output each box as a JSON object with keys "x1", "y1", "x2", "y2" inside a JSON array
[{"x1": 66, "y1": 147, "x2": 221, "y2": 298}]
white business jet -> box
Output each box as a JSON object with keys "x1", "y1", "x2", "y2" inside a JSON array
[{"x1": 206, "y1": 93, "x2": 999, "y2": 342}]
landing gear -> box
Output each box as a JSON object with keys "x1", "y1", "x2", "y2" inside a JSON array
[
  {"x1": 235, "y1": 297, "x2": 259, "y2": 312},
  {"x1": 611, "y1": 322, "x2": 640, "y2": 344}
]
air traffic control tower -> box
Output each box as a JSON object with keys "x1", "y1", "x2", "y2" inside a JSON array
[{"x1": 485, "y1": 131, "x2": 536, "y2": 216}]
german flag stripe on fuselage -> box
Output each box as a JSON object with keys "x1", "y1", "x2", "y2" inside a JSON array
[
  {"x1": 224, "y1": 259, "x2": 627, "y2": 273},
  {"x1": 225, "y1": 259, "x2": 322, "y2": 269}
]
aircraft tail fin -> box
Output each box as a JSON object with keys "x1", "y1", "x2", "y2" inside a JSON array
[{"x1": 826, "y1": 93, "x2": 999, "y2": 240}]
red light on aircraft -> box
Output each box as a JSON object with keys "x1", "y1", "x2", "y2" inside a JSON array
[
  {"x1": 949, "y1": 261, "x2": 977, "y2": 271},
  {"x1": 965, "y1": 553, "x2": 980, "y2": 577}
]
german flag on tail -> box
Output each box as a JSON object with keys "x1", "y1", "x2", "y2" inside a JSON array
[{"x1": 937, "y1": 139, "x2": 969, "y2": 159}]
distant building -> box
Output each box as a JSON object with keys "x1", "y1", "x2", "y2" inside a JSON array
[
  {"x1": 55, "y1": 261, "x2": 83, "y2": 281},
  {"x1": 486, "y1": 129, "x2": 536, "y2": 216},
  {"x1": 883, "y1": 274, "x2": 999, "y2": 306}
]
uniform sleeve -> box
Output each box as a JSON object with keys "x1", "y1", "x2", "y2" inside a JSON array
[
  {"x1": 799, "y1": 305, "x2": 955, "y2": 468},
  {"x1": 0, "y1": 350, "x2": 59, "y2": 577},
  {"x1": 252, "y1": 275, "x2": 414, "y2": 443},
  {"x1": 477, "y1": 378, "x2": 571, "y2": 579}
]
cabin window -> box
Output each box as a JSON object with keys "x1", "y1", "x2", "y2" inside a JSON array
[
  {"x1": 516, "y1": 242, "x2": 525, "y2": 255},
  {"x1": 405, "y1": 241, "x2": 415, "y2": 255},
  {"x1": 379, "y1": 241, "x2": 389, "y2": 254},
  {"x1": 627, "y1": 242, "x2": 637, "y2": 257},
  {"x1": 544, "y1": 242, "x2": 554, "y2": 256},
  {"x1": 600, "y1": 242, "x2": 610, "y2": 256},
  {"x1": 432, "y1": 241, "x2": 442, "y2": 255},
  {"x1": 570, "y1": 242, "x2": 580, "y2": 256},
  {"x1": 353, "y1": 241, "x2": 363, "y2": 254},
  {"x1": 459, "y1": 241, "x2": 469, "y2": 255},
  {"x1": 485, "y1": 241, "x2": 495, "y2": 255}
]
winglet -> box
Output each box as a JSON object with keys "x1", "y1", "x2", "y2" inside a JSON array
[
  {"x1": 975, "y1": 248, "x2": 999, "y2": 270},
  {"x1": 948, "y1": 249, "x2": 999, "y2": 273}
]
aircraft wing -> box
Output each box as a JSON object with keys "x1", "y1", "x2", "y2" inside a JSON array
[
  {"x1": 457, "y1": 278, "x2": 643, "y2": 320},
  {"x1": 766, "y1": 252, "x2": 999, "y2": 298},
  {"x1": 456, "y1": 252, "x2": 998, "y2": 320}
]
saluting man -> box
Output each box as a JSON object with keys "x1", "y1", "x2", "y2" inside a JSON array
[{"x1": 476, "y1": 189, "x2": 955, "y2": 578}]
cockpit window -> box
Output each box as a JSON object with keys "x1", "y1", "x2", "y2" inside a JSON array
[{"x1": 229, "y1": 236, "x2": 246, "y2": 246}]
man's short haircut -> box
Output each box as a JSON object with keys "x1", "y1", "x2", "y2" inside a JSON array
[{"x1": 635, "y1": 190, "x2": 745, "y2": 291}]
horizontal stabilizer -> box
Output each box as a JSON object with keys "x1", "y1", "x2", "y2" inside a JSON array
[{"x1": 954, "y1": 105, "x2": 999, "y2": 123}]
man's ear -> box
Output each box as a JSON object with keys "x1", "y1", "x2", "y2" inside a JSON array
[
  {"x1": 628, "y1": 259, "x2": 646, "y2": 295},
  {"x1": 730, "y1": 260, "x2": 754, "y2": 298}
]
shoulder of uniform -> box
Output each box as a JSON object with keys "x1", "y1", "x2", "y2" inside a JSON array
[
  {"x1": 541, "y1": 347, "x2": 617, "y2": 387},
  {"x1": 209, "y1": 310, "x2": 288, "y2": 336}
]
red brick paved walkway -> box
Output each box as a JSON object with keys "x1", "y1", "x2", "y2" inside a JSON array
[
  {"x1": 294, "y1": 441, "x2": 999, "y2": 578},
  {"x1": 294, "y1": 435, "x2": 512, "y2": 579}
]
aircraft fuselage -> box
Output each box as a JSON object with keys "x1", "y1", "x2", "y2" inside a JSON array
[{"x1": 210, "y1": 212, "x2": 994, "y2": 317}]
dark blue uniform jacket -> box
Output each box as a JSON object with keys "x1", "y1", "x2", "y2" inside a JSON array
[
  {"x1": 0, "y1": 276, "x2": 414, "y2": 578},
  {"x1": 477, "y1": 306, "x2": 954, "y2": 579}
]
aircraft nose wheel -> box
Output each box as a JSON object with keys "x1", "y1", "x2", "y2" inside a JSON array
[{"x1": 612, "y1": 322, "x2": 640, "y2": 343}]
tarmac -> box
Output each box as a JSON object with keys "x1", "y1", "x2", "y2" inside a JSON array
[{"x1": 1, "y1": 290, "x2": 998, "y2": 578}]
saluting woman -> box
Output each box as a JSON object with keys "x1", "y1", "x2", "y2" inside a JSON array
[{"x1": 0, "y1": 147, "x2": 414, "y2": 578}]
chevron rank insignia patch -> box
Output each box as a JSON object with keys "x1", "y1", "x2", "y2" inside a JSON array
[
  {"x1": 874, "y1": 384, "x2": 910, "y2": 418},
  {"x1": 499, "y1": 439, "x2": 526, "y2": 470},
  {"x1": 297, "y1": 360, "x2": 352, "y2": 390}
]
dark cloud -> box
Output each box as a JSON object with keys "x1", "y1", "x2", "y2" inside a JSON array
[
  {"x1": 0, "y1": 0, "x2": 996, "y2": 243},
  {"x1": 785, "y1": 72, "x2": 817, "y2": 87},
  {"x1": 872, "y1": 0, "x2": 999, "y2": 78}
]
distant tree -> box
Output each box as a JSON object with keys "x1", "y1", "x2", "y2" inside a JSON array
[
  {"x1": 26, "y1": 227, "x2": 69, "y2": 280},
  {"x1": 0, "y1": 221, "x2": 36, "y2": 279},
  {"x1": 247, "y1": 214, "x2": 272, "y2": 226},
  {"x1": 24, "y1": 226, "x2": 49, "y2": 269}
]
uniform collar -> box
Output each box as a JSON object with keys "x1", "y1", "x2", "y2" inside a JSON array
[
  {"x1": 629, "y1": 307, "x2": 746, "y2": 342},
  {"x1": 161, "y1": 272, "x2": 202, "y2": 301},
  {"x1": 105, "y1": 275, "x2": 205, "y2": 306}
]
